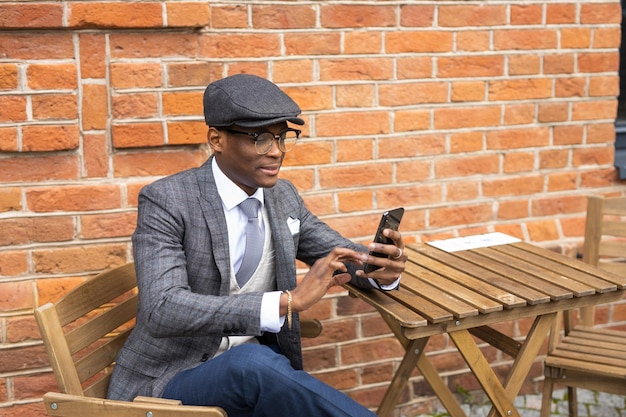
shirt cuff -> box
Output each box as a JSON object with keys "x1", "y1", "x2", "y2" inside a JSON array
[
  {"x1": 260, "y1": 291, "x2": 285, "y2": 332},
  {"x1": 369, "y1": 276, "x2": 401, "y2": 291}
]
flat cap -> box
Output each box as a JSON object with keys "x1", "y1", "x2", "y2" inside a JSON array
[{"x1": 203, "y1": 74, "x2": 304, "y2": 128}]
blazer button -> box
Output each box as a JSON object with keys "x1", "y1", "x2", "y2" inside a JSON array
[{"x1": 200, "y1": 353, "x2": 210, "y2": 362}]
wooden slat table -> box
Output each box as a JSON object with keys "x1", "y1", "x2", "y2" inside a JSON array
[{"x1": 346, "y1": 240, "x2": 626, "y2": 417}]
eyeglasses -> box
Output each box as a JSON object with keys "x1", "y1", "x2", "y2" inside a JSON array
[{"x1": 223, "y1": 128, "x2": 301, "y2": 154}]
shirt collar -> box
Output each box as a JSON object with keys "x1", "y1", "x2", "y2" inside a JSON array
[{"x1": 212, "y1": 157, "x2": 264, "y2": 211}]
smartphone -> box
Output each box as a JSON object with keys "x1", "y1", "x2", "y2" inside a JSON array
[{"x1": 363, "y1": 207, "x2": 404, "y2": 273}]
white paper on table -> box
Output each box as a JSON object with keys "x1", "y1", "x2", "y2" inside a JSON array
[{"x1": 426, "y1": 232, "x2": 521, "y2": 253}]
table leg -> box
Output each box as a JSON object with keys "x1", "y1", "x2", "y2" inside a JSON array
[
  {"x1": 485, "y1": 312, "x2": 556, "y2": 417},
  {"x1": 376, "y1": 313, "x2": 467, "y2": 417},
  {"x1": 449, "y1": 329, "x2": 521, "y2": 417}
]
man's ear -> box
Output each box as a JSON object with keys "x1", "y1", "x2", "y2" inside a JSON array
[{"x1": 207, "y1": 127, "x2": 223, "y2": 153}]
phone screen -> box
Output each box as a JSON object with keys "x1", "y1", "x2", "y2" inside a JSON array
[{"x1": 363, "y1": 207, "x2": 404, "y2": 273}]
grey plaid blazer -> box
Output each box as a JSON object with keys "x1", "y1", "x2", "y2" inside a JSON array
[{"x1": 107, "y1": 156, "x2": 371, "y2": 401}]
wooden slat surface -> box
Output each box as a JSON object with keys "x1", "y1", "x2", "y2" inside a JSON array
[{"x1": 412, "y1": 244, "x2": 548, "y2": 305}]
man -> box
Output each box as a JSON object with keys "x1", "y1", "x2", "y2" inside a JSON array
[{"x1": 107, "y1": 74, "x2": 407, "y2": 416}]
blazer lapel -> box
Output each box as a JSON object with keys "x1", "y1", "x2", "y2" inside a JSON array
[
  {"x1": 196, "y1": 157, "x2": 232, "y2": 295},
  {"x1": 265, "y1": 187, "x2": 297, "y2": 291}
]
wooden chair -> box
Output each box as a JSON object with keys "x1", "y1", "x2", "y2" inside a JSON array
[
  {"x1": 35, "y1": 262, "x2": 322, "y2": 417},
  {"x1": 541, "y1": 195, "x2": 626, "y2": 417}
]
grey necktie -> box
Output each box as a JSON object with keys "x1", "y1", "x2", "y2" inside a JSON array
[{"x1": 236, "y1": 198, "x2": 263, "y2": 287}]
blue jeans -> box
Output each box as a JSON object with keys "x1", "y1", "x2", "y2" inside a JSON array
[{"x1": 162, "y1": 344, "x2": 375, "y2": 417}]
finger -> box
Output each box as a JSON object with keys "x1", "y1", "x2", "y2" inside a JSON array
[{"x1": 330, "y1": 272, "x2": 352, "y2": 287}]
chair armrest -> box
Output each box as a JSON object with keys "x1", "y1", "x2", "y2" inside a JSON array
[{"x1": 43, "y1": 392, "x2": 227, "y2": 417}]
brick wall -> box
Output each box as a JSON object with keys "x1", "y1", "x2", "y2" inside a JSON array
[{"x1": 1, "y1": 1, "x2": 625, "y2": 416}]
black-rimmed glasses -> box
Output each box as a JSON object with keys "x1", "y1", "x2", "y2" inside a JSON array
[{"x1": 223, "y1": 127, "x2": 301, "y2": 154}]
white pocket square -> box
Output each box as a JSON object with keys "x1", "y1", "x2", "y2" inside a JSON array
[{"x1": 287, "y1": 217, "x2": 300, "y2": 235}]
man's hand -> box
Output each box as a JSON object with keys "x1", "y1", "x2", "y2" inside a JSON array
[
  {"x1": 356, "y1": 228, "x2": 407, "y2": 286},
  {"x1": 281, "y1": 247, "x2": 363, "y2": 314}
]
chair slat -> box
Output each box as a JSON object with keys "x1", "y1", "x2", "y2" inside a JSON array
[
  {"x1": 55, "y1": 263, "x2": 137, "y2": 326},
  {"x1": 75, "y1": 327, "x2": 132, "y2": 384},
  {"x1": 66, "y1": 294, "x2": 137, "y2": 355}
]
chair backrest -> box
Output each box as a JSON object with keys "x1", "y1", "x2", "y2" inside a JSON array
[
  {"x1": 579, "y1": 195, "x2": 626, "y2": 325},
  {"x1": 35, "y1": 263, "x2": 137, "y2": 398}
]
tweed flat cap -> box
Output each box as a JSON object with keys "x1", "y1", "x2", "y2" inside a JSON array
[{"x1": 203, "y1": 74, "x2": 304, "y2": 128}]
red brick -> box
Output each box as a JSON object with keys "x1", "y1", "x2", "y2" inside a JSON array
[
  {"x1": 167, "y1": 121, "x2": 208, "y2": 146},
  {"x1": 396, "y1": 56, "x2": 432, "y2": 79},
  {"x1": 302, "y1": 346, "x2": 337, "y2": 372},
  {"x1": 113, "y1": 149, "x2": 208, "y2": 177},
  {"x1": 508, "y1": 54, "x2": 541, "y2": 76},
  {"x1": 336, "y1": 139, "x2": 374, "y2": 163},
  {"x1": 320, "y1": 5, "x2": 395, "y2": 28},
  {"x1": 526, "y1": 219, "x2": 560, "y2": 241},
  {"x1": 0, "y1": 281, "x2": 34, "y2": 311},
  {"x1": 199, "y1": 33, "x2": 281, "y2": 58},
  {"x1": 400, "y1": 4, "x2": 435, "y2": 27},
  {"x1": 554, "y1": 125, "x2": 584, "y2": 145},
  {"x1": 110, "y1": 62, "x2": 162, "y2": 89},
  {"x1": 594, "y1": 27, "x2": 621, "y2": 49},
  {"x1": 0, "y1": 63, "x2": 19, "y2": 90},
  {"x1": 80, "y1": 212, "x2": 137, "y2": 239},
  {"x1": 27, "y1": 63, "x2": 77, "y2": 90},
  {"x1": 33, "y1": 244, "x2": 127, "y2": 274},
  {"x1": 532, "y1": 195, "x2": 586, "y2": 216},
  {"x1": 546, "y1": 3, "x2": 576, "y2": 24},
  {"x1": 0, "y1": 251, "x2": 28, "y2": 277},
  {"x1": 344, "y1": 32, "x2": 382, "y2": 54},
  {"x1": 486, "y1": 127, "x2": 550, "y2": 150},
  {"x1": 0, "y1": 188, "x2": 21, "y2": 212},
  {"x1": 314, "y1": 368, "x2": 358, "y2": 390},
  {"x1": 252, "y1": 5, "x2": 316, "y2": 29},
  {"x1": 0, "y1": 33, "x2": 73, "y2": 60},
  {"x1": 320, "y1": 58, "x2": 393, "y2": 81},
  {"x1": 435, "y1": 155, "x2": 499, "y2": 178},
  {"x1": 300, "y1": 194, "x2": 336, "y2": 217},
  {"x1": 544, "y1": 54, "x2": 575, "y2": 74},
  {"x1": 561, "y1": 28, "x2": 591, "y2": 49},
  {"x1": 540, "y1": 149, "x2": 569, "y2": 169},
  {"x1": 68, "y1": 2, "x2": 163, "y2": 28},
  {"x1": 434, "y1": 106, "x2": 501, "y2": 130},
  {"x1": 489, "y1": 78, "x2": 552, "y2": 101},
  {"x1": 450, "y1": 132, "x2": 484, "y2": 153},
  {"x1": 572, "y1": 100, "x2": 617, "y2": 121},
  {"x1": 79, "y1": 34, "x2": 107, "y2": 78},
  {"x1": 494, "y1": 29, "x2": 558, "y2": 50},
  {"x1": 110, "y1": 33, "x2": 198, "y2": 59},
  {"x1": 511, "y1": 4, "x2": 543, "y2": 25},
  {"x1": 284, "y1": 33, "x2": 341, "y2": 56},
  {"x1": 0, "y1": 95, "x2": 27, "y2": 122},
  {"x1": 167, "y1": 62, "x2": 221, "y2": 88},
  {"x1": 542, "y1": 177, "x2": 570, "y2": 203},
  {"x1": 438, "y1": 56, "x2": 504, "y2": 78},
  {"x1": 498, "y1": 200, "x2": 529, "y2": 220},
  {"x1": 0, "y1": 3, "x2": 63, "y2": 28},
  {"x1": 26, "y1": 184, "x2": 122, "y2": 212},
  {"x1": 82, "y1": 84, "x2": 108, "y2": 130},
  {"x1": 319, "y1": 163, "x2": 392, "y2": 189},
  {"x1": 572, "y1": 146, "x2": 614, "y2": 167},
  {"x1": 589, "y1": 75, "x2": 620, "y2": 97},
  {"x1": 580, "y1": 2, "x2": 622, "y2": 24},
  {"x1": 448, "y1": 181, "x2": 480, "y2": 201},
  {"x1": 439, "y1": 4, "x2": 506, "y2": 26},
  {"x1": 377, "y1": 184, "x2": 443, "y2": 208},
  {"x1": 379, "y1": 134, "x2": 446, "y2": 159},
  {"x1": 112, "y1": 92, "x2": 159, "y2": 119},
  {"x1": 163, "y1": 91, "x2": 204, "y2": 116},
  {"x1": 538, "y1": 102, "x2": 569, "y2": 123},
  {"x1": 210, "y1": 5, "x2": 247, "y2": 29},
  {"x1": 274, "y1": 60, "x2": 314, "y2": 84},
  {"x1": 452, "y1": 81, "x2": 486, "y2": 102},
  {"x1": 483, "y1": 176, "x2": 544, "y2": 197},
  {"x1": 22, "y1": 125, "x2": 79, "y2": 152},
  {"x1": 13, "y1": 372, "x2": 57, "y2": 400},
  {"x1": 0, "y1": 126, "x2": 17, "y2": 151},
  {"x1": 6, "y1": 316, "x2": 40, "y2": 344},
  {"x1": 587, "y1": 123, "x2": 615, "y2": 144},
  {"x1": 112, "y1": 123, "x2": 164, "y2": 148},
  {"x1": 0, "y1": 216, "x2": 74, "y2": 246},
  {"x1": 36, "y1": 276, "x2": 84, "y2": 306},
  {"x1": 83, "y1": 133, "x2": 109, "y2": 178},
  {"x1": 0, "y1": 155, "x2": 79, "y2": 182},
  {"x1": 340, "y1": 337, "x2": 403, "y2": 365},
  {"x1": 336, "y1": 190, "x2": 373, "y2": 213},
  {"x1": 316, "y1": 111, "x2": 389, "y2": 137},
  {"x1": 387, "y1": 31, "x2": 453, "y2": 53},
  {"x1": 503, "y1": 103, "x2": 535, "y2": 125},
  {"x1": 578, "y1": 52, "x2": 620, "y2": 74},
  {"x1": 335, "y1": 84, "x2": 375, "y2": 108},
  {"x1": 394, "y1": 109, "x2": 430, "y2": 132},
  {"x1": 457, "y1": 30, "x2": 491, "y2": 52},
  {"x1": 556, "y1": 77, "x2": 586, "y2": 98},
  {"x1": 379, "y1": 82, "x2": 447, "y2": 106},
  {"x1": 283, "y1": 86, "x2": 332, "y2": 112},
  {"x1": 31, "y1": 94, "x2": 78, "y2": 120},
  {"x1": 166, "y1": 2, "x2": 210, "y2": 27},
  {"x1": 283, "y1": 141, "x2": 332, "y2": 167}
]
